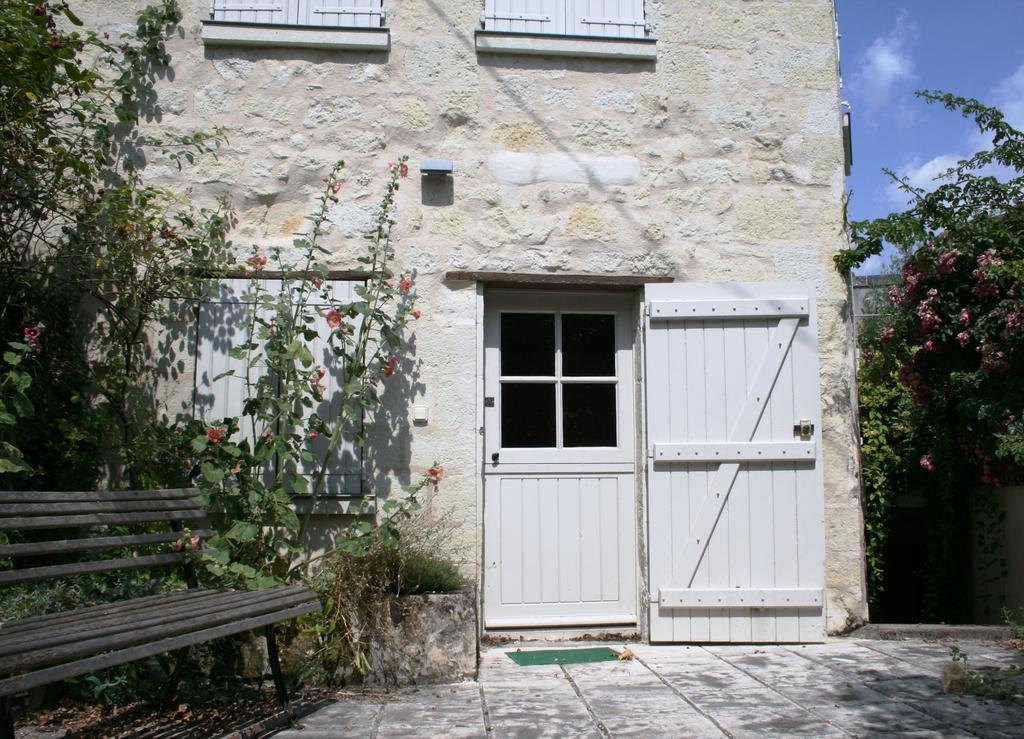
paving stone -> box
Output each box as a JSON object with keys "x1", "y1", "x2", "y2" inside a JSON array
[
  {"x1": 563, "y1": 662, "x2": 723, "y2": 737},
  {"x1": 376, "y1": 683, "x2": 485, "y2": 738},
  {"x1": 810, "y1": 698, "x2": 959, "y2": 736},
  {"x1": 274, "y1": 699, "x2": 382, "y2": 738}
]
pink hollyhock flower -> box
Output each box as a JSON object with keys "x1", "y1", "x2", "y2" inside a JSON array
[
  {"x1": 246, "y1": 255, "x2": 267, "y2": 270},
  {"x1": 427, "y1": 465, "x2": 445, "y2": 484},
  {"x1": 206, "y1": 427, "x2": 227, "y2": 444},
  {"x1": 400, "y1": 162, "x2": 409, "y2": 178},
  {"x1": 412, "y1": 309, "x2": 422, "y2": 320},
  {"x1": 331, "y1": 181, "x2": 342, "y2": 195},
  {"x1": 919, "y1": 455, "x2": 935, "y2": 473},
  {"x1": 23, "y1": 325, "x2": 42, "y2": 353},
  {"x1": 399, "y1": 277, "x2": 412, "y2": 293},
  {"x1": 308, "y1": 431, "x2": 319, "y2": 440},
  {"x1": 326, "y1": 310, "x2": 342, "y2": 329}
]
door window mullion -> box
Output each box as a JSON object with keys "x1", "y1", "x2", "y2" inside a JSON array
[{"x1": 555, "y1": 310, "x2": 564, "y2": 450}]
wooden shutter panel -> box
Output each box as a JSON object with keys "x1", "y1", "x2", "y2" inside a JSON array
[
  {"x1": 482, "y1": 0, "x2": 562, "y2": 36},
  {"x1": 644, "y1": 282, "x2": 825, "y2": 643},
  {"x1": 297, "y1": 0, "x2": 385, "y2": 28},
  {"x1": 569, "y1": 0, "x2": 646, "y2": 39},
  {"x1": 210, "y1": 0, "x2": 296, "y2": 24},
  {"x1": 194, "y1": 279, "x2": 363, "y2": 497}
]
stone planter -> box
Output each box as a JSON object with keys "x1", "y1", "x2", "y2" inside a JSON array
[{"x1": 362, "y1": 585, "x2": 478, "y2": 688}]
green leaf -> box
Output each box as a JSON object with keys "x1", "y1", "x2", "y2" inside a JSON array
[
  {"x1": 191, "y1": 437, "x2": 208, "y2": 453},
  {"x1": 200, "y1": 461, "x2": 226, "y2": 484},
  {"x1": 3, "y1": 352, "x2": 21, "y2": 366},
  {"x1": 225, "y1": 521, "x2": 259, "y2": 542}
]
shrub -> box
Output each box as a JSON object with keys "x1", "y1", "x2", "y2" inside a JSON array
[{"x1": 302, "y1": 512, "x2": 466, "y2": 683}]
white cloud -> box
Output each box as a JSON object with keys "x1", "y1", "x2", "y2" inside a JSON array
[
  {"x1": 993, "y1": 62, "x2": 1024, "y2": 130},
  {"x1": 886, "y1": 153, "x2": 962, "y2": 205},
  {"x1": 851, "y1": 11, "x2": 917, "y2": 109}
]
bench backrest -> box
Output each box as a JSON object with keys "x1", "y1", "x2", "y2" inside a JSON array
[{"x1": 0, "y1": 489, "x2": 213, "y2": 586}]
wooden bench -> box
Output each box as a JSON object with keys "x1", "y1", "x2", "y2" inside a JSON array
[{"x1": 0, "y1": 488, "x2": 321, "y2": 738}]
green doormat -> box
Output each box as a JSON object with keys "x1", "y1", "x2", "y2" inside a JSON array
[{"x1": 506, "y1": 647, "x2": 621, "y2": 666}]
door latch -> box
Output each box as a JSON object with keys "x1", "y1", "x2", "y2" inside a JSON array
[
  {"x1": 794, "y1": 419, "x2": 814, "y2": 440},
  {"x1": 484, "y1": 396, "x2": 495, "y2": 408},
  {"x1": 491, "y1": 452, "x2": 499, "y2": 464}
]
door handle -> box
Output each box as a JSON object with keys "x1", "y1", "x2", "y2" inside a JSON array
[{"x1": 491, "y1": 452, "x2": 499, "y2": 464}]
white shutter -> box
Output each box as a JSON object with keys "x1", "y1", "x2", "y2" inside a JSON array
[
  {"x1": 644, "y1": 282, "x2": 825, "y2": 643},
  {"x1": 569, "y1": 0, "x2": 646, "y2": 39},
  {"x1": 482, "y1": 0, "x2": 562, "y2": 36},
  {"x1": 210, "y1": 0, "x2": 296, "y2": 24},
  {"x1": 194, "y1": 278, "x2": 363, "y2": 497},
  {"x1": 297, "y1": 0, "x2": 385, "y2": 28}
]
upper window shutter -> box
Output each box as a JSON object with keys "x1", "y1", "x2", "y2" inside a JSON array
[
  {"x1": 210, "y1": 0, "x2": 296, "y2": 24},
  {"x1": 569, "y1": 0, "x2": 646, "y2": 39},
  {"x1": 298, "y1": 0, "x2": 386, "y2": 28},
  {"x1": 482, "y1": 0, "x2": 563, "y2": 36}
]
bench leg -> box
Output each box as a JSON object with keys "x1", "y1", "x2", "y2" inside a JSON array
[
  {"x1": 160, "y1": 647, "x2": 190, "y2": 709},
  {"x1": 264, "y1": 626, "x2": 290, "y2": 709},
  {"x1": 1, "y1": 695, "x2": 14, "y2": 739}
]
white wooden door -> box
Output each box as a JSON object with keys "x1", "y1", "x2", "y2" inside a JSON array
[
  {"x1": 645, "y1": 282, "x2": 825, "y2": 643},
  {"x1": 482, "y1": 291, "x2": 638, "y2": 628}
]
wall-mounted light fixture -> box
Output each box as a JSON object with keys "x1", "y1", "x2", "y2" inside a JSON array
[
  {"x1": 419, "y1": 159, "x2": 454, "y2": 177},
  {"x1": 419, "y1": 160, "x2": 454, "y2": 206}
]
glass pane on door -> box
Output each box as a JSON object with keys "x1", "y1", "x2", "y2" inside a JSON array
[
  {"x1": 501, "y1": 313, "x2": 554, "y2": 375},
  {"x1": 501, "y1": 383, "x2": 556, "y2": 447},
  {"x1": 563, "y1": 383, "x2": 617, "y2": 447},
  {"x1": 562, "y1": 314, "x2": 615, "y2": 376}
]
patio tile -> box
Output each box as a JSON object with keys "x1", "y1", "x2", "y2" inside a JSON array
[
  {"x1": 274, "y1": 699, "x2": 382, "y2": 738},
  {"x1": 376, "y1": 683, "x2": 485, "y2": 738}
]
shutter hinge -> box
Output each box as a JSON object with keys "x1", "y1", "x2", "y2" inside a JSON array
[
  {"x1": 482, "y1": 13, "x2": 552, "y2": 23},
  {"x1": 212, "y1": 3, "x2": 283, "y2": 10},
  {"x1": 580, "y1": 17, "x2": 646, "y2": 27},
  {"x1": 313, "y1": 7, "x2": 386, "y2": 16}
]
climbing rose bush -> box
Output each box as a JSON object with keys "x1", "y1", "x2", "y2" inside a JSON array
[{"x1": 868, "y1": 230, "x2": 1023, "y2": 485}]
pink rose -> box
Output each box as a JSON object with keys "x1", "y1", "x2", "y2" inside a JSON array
[
  {"x1": 920, "y1": 455, "x2": 935, "y2": 473},
  {"x1": 206, "y1": 427, "x2": 227, "y2": 444}
]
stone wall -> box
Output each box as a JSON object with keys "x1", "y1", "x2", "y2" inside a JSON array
[{"x1": 74, "y1": 0, "x2": 867, "y2": 632}]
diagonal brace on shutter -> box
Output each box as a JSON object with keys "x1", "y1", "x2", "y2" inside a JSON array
[{"x1": 667, "y1": 317, "x2": 801, "y2": 589}]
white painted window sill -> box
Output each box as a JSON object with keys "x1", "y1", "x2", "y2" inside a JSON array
[
  {"x1": 475, "y1": 30, "x2": 656, "y2": 61},
  {"x1": 201, "y1": 21, "x2": 390, "y2": 51}
]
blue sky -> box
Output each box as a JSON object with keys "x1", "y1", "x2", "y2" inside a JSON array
[{"x1": 836, "y1": 1, "x2": 1024, "y2": 273}]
